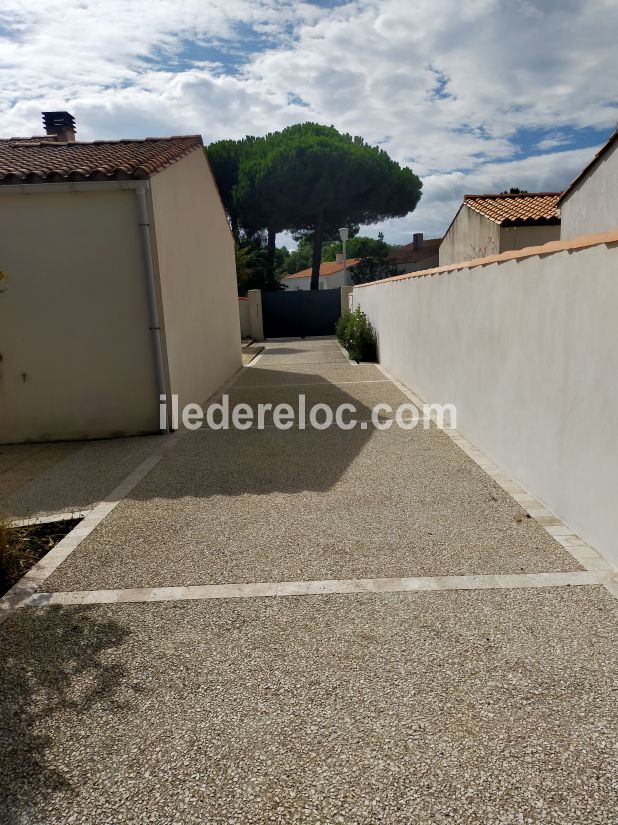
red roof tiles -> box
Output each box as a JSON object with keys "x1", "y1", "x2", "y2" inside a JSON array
[
  {"x1": 463, "y1": 192, "x2": 561, "y2": 226},
  {"x1": 284, "y1": 259, "x2": 361, "y2": 280},
  {"x1": 387, "y1": 237, "x2": 441, "y2": 264},
  {"x1": 0, "y1": 135, "x2": 203, "y2": 184}
]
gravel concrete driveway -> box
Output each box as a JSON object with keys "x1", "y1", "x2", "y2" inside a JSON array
[{"x1": 1, "y1": 337, "x2": 617, "y2": 824}]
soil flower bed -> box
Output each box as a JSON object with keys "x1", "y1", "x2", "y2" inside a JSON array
[{"x1": 0, "y1": 517, "x2": 81, "y2": 597}]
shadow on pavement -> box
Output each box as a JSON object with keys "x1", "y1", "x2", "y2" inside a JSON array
[
  {"x1": 131, "y1": 365, "x2": 387, "y2": 500},
  {"x1": 0, "y1": 607, "x2": 132, "y2": 823}
]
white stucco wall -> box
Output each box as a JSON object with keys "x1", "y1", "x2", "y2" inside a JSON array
[
  {"x1": 439, "y1": 207, "x2": 498, "y2": 266},
  {"x1": 149, "y1": 148, "x2": 242, "y2": 411},
  {"x1": 0, "y1": 188, "x2": 158, "y2": 443},
  {"x1": 560, "y1": 137, "x2": 618, "y2": 239},
  {"x1": 354, "y1": 239, "x2": 618, "y2": 568},
  {"x1": 239, "y1": 298, "x2": 251, "y2": 338}
]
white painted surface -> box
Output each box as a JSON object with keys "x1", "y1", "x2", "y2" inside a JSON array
[
  {"x1": 561, "y1": 137, "x2": 618, "y2": 239},
  {"x1": 150, "y1": 148, "x2": 242, "y2": 410},
  {"x1": 239, "y1": 298, "x2": 251, "y2": 338},
  {"x1": 439, "y1": 206, "x2": 498, "y2": 266},
  {"x1": 354, "y1": 240, "x2": 618, "y2": 568},
  {"x1": 0, "y1": 189, "x2": 158, "y2": 443}
]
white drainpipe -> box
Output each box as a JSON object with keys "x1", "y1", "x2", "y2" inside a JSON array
[{"x1": 134, "y1": 182, "x2": 169, "y2": 433}]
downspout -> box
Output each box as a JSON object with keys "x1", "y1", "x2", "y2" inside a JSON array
[{"x1": 135, "y1": 182, "x2": 169, "y2": 433}]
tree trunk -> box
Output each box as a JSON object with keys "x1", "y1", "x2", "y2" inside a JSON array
[
  {"x1": 266, "y1": 226, "x2": 277, "y2": 285},
  {"x1": 310, "y1": 215, "x2": 324, "y2": 290}
]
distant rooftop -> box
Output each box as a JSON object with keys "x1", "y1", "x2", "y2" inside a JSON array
[
  {"x1": 463, "y1": 192, "x2": 561, "y2": 226},
  {"x1": 388, "y1": 236, "x2": 441, "y2": 264},
  {"x1": 284, "y1": 259, "x2": 361, "y2": 280}
]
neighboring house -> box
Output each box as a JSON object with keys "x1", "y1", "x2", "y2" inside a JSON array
[
  {"x1": 439, "y1": 192, "x2": 561, "y2": 266},
  {"x1": 558, "y1": 127, "x2": 618, "y2": 240},
  {"x1": 0, "y1": 111, "x2": 241, "y2": 444},
  {"x1": 388, "y1": 233, "x2": 441, "y2": 273},
  {"x1": 283, "y1": 254, "x2": 360, "y2": 290}
]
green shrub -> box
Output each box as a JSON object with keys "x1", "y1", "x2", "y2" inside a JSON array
[{"x1": 336, "y1": 306, "x2": 377, "y2": 362}]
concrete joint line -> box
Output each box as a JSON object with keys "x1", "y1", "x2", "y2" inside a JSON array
[
  {"x1": 232, "y1": 379, "x2": 392, "y2": 390},
  {"x1": 374, "y1": 363, "x2": 618, "y2": 601},
  {"x1": 0, "y1": 368, "x2": 254, "y2": 625},
  {"x1": 21, "y1": 570, "x2": 617, "y2": 609},
  {"x1": 0, "y1": 430, "x2": 188, "y2": 624}
]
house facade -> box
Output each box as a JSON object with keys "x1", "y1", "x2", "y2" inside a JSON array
[
  {"x1": 559, "y1": 128, "x2": 618, "y2": 240},
  {"x1": 0, "y1": 112, "x2": 241, "y2": 444},
  {"x1": 283, "y1": 256, "x2": 360, "y2": 290},
  {"x1": 388, "y1": 233, "x2": 441, "y2": 274},
  {"x1": 439, "y1": 192, "x2": 561, "y2": 266}
]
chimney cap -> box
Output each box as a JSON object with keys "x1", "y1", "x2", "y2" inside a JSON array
[{"x1": 42, "y1": 111, "x2": 76, "y2": 140}]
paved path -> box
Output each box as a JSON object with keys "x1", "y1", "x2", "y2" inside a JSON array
[{"x1": 1, "y1": 338, "x2": 617, "y2": 824}]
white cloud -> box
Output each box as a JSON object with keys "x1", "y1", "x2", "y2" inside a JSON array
[{"x1": 0, "y1": 0, "x2": 616, "y2": 242}]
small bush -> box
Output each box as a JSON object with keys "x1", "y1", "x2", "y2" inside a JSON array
[{"x1": 336, "y1": 306, "x2": 377, "y2": 362}]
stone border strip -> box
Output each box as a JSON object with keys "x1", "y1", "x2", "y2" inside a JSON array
[
  {"x1": 0, "y1": 431, "x2": 185, "y2": 624},
  {"x1": 245, "y1": 347, "x2": 266, "y2": 367},
  {"x1": 0, "y1": 367, "x2": 247, "y2": 625},
  {"x1": 374, "y1": 364, "x2": 618, "y2": 597},
  {"x1": 12, "y1": 510, "x2": 92, "y2": 528},
  {"x1": 21, "y1": 570, "x2": 616, "y2": 608},
  {"x1": 336, "y1": 342, "x2": 358, "y2": 366}
]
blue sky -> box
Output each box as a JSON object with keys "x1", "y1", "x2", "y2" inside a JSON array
[{"x1": 0, "y1": 0, "x2": 616, "y2": 243}]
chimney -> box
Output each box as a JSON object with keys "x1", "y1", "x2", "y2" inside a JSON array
[
  {"x1": 412, "y1": 232, "x2": 423, "y2": 251},
  {"x1": 336, "y1": 251, "x2": 344, "y2": 264},
  {"x1": 42, "y1": 111, "x2": 76, "y2": 142}
]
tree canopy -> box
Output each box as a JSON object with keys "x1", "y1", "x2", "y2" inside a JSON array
[{"x1": 207, "y1": 123, "x2": 422, "y2": 290}]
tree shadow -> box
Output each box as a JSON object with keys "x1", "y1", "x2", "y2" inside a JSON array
[{"x1": 0, "y1": 607, "x2": 132, "y2": 823}]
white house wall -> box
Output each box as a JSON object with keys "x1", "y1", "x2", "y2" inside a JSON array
[
  {"x1": 560, "y1": 138, "x2": 618, "y2": 239},
  {"x1": 439, "y1": 207, "x2": 498, "y2": 266},
  {"x1": 149, "y1": 147, "x2": 242, "y2": 412},
  {"x1": 0, "y1": 189, "x2": 158, "y2": 443},
  {"x1": 354, "y1": 238, "x2": 618, "y2": 568}
]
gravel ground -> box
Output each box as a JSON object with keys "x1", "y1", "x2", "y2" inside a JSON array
[
  {"x1": 232, "y1": 364, "x2": 384, "y2": 387},
  {"x1": 40, "y1": 424, "x2": 580, "y2": 592},
  {"x1": 224, "y1": 380, "x2": 413, "y2": 424},
  {"x1": 2, "y1": 587, "x2": 617, "y2": 825},
  {"x1": 1, "y1": 435, "x2": 163, "y2": 518},
  {"x1": 256, "y1": 352, "x2": 350, "y2": 365}
]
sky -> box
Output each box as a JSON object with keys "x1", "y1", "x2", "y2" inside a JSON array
[{"x1": 0, "y1": 0, "x2": 617, "y2": 245}]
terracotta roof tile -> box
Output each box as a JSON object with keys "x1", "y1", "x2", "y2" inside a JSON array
[
  {"x1": 464, "y1": 192, "x2": 561, "y2": 226},
  {"x1": 284, "y1": 259, "x2": 361, "y2": 279},
  {"x1": 0, "y1": 135, "x2": 203, "y2": 184},
  {"x1": 387, "y1": 237, "x2": 441, "y2": 264}
]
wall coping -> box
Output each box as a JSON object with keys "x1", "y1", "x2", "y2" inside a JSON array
[{"x1": 355, "y1": 228, "x2": 618, "y2": 289}]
